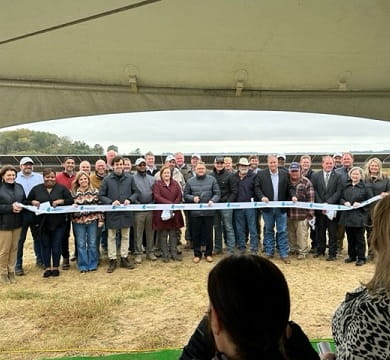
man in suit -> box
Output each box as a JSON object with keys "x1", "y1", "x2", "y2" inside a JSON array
[
  {"x1": 255, "y1": 154, "x2": 291, "y2": 263},
  {"x1": 311, "y1": 155, "x2": 343, "y2": 261}
]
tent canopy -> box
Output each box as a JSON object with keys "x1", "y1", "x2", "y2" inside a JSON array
[{"x1": 1, "y1": 0, "x2": 390, "y2": 127}]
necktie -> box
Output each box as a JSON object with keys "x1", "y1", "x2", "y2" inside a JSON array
[{"x1": 325, "y1": 173, "x2": 330, "y2": 187}]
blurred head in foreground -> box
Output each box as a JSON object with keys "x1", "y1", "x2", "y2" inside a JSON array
[{"x1": 207, "y1": 255, "x2": 290, "y2": 359}]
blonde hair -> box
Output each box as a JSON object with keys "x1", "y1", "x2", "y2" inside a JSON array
[
  {"x1": 366, "y1": 196, "x2": 390, "y2": 292},
  {"x1": 71, "y1": 171, "x2": 94, "y2": 193},
  {"x1": 363, "y1": 157, "x2": 386, "y2": 181},
  {"x1": 300, "y1": 155, "x2": 311, "y2": 162}
]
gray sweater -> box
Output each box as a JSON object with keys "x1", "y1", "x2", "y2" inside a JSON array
[{"x1": 134, "y1": 171, "x2": 155, "y2": 204}]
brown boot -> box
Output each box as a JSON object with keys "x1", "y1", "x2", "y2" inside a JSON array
[
  {"x1": 1, "y1": 274, "x2": 10, "y2": 284},
  {"x1": 8, "y1": 272, "x2": 16, "y2": 284}
]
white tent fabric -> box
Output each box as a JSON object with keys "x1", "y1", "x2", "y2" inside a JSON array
[{"x1": 1, "y1": 0, "x2": 390, "y2": 127}]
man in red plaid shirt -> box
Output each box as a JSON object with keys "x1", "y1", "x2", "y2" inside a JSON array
[{"x1": 287, "y1": 162, "x2": 315, "y2": 259}]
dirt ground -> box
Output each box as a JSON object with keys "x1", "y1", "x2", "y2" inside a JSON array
[{"x1": 0, "y1": 234, "x2": 374, "y2": 360}]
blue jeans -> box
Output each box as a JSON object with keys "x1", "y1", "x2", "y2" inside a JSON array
[
  {"x1": 41, "y1": 225, "x2": 65, "y2": 268},
  {"x1": 235, "y1": 209, "x2": 258, "y2": 253},
  {"x1": 262, "y1": 208, "x2": 289, "y2": 258},
  {"x1": 73, "y1": 221, "x2": 98, "y2": 271},
  {"x1": 214, "y1": 209, "x2": 236, "y2": 253}
]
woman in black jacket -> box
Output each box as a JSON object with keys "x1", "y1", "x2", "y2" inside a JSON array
[
  {"x1": 0, "y1": 165, "x2": 25, "y2": 284},
  {"x1": 339, "y1": 167, "x2": 373, "y2": 266},
  {"x1": 28, "y1": 168, "x2": 73, "y2": 278}
]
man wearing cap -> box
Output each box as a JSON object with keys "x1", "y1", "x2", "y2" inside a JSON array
[
  {"x1": 333, "y1": 153, "x2": 343, "y2": 169},
  {"x1": 211, "y1": 157, "x2": 237, "y2": 255},
  {"x1": 56, "y1": 157, "x2": 76, "y2": 270},
  {"x1": 145, "y1": 151, "x2": 159, "y2": 177},
  {"x1": 311, "y1": 155, "x2": 343, "y2": 261},
  {"x1": 231, "y1": 157, "x2": 258, "y2": 254},
  {"x1": 184, "y1": 162, "x2": 220, "y2": 263},
  {"x1": 287, "y1": 162, "x2": 315, "y2": 259},
  {"x1": 277, "y1": 153, "x2": 288, "y2": 173},
  {"x1": 15, "y1": 157, "x2": 44, "y2": 275},
  {"x1": 255, "y1": 154, "x2": 291, "y2": 263},
  {"x1": 99, "y1": 156, "x2": 140, "y2": 273},
  {"x1": 133, "y1": 158, "x2": 157, "y2": 264}
]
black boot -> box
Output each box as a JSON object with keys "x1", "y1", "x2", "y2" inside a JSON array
[
  {"x1": 107, "y1": 259, "x2": 116, "y2": 273},
  {"x1": 62, "y1": 257, "x2": 70, "y2": 270},
  {"x1": 120, "y1": 257, "x2": 135, "y2": 269}
]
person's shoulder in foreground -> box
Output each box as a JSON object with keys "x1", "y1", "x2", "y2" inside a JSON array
[
  {"x1": 330, "y1": 194, "x2": 390, "y2": 360},
  {"x1": 332, "y1": 286, "x2": 390, "y2": 360}
]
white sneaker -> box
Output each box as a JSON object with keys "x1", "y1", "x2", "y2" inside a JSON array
[{"x1": 134, "y1": 255, "x2": 142, "y2": 264}]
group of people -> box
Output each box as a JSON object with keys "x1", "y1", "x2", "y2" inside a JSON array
[
  {"x1": 0, "y1": 150, "x2": 388, "y2": 281},
  {"x1": 180, "y1": 194, "x2": 390, "y2": 359}
]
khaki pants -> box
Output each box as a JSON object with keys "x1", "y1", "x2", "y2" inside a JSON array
[
  {"x1": 0, "y1": 228, "x2": 22, "y2": 275},
  {"x1": 133, "y1": 211, "x2": 154, "y2": 255},
  {"x1": 288, "y1": 219, "x2": 309, "y2": 255},
  {"x1": 107, "y1": 228, "x2": 129, "y2": 260}
]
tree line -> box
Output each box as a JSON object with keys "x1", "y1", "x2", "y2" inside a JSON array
[{"x1": 0, "y1": 129, "x2": 104, "y2": 154}]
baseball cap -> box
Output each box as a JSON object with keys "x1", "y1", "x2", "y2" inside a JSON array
[
  {"x1": 135, "y1": 158, "x2": 146, "y2": 166},
  {"x1": 165, "y1": 155, "x2": 176, "y2": 162},
  {"x1": 214, "y1": 156, "x2": 224, "y2": 163},
  {"x1": 20, "y1": 157, "x2": 34, "y2": 165},
  {"x1": 277, "y1": 153, "x2": 286, "y2": 160},
  {"x1": 238, "y1": 157, "x2": 249, "y2": 166},
  {"x1": 289, "y1": 162, "x2": 301, "y2": 171},
  {"x1": 191, "y1": 153, "x2": 201, "y2": 159},
  {"x1": 333, "y1": 153, "x2": 342, "y2": 158}
]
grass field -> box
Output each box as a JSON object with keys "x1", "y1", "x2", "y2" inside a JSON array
[{"x1": 0, "y1": 234, "x2": 374, "y2": 360}]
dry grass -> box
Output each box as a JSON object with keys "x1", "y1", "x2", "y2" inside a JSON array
[{"x1": 0, "y1": 233, "x2": 374, "y2": 360}]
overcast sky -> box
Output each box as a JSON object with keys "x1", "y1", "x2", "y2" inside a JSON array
[{"x1": 2, "y1": 110, "x2": 389, "y2": 154}]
